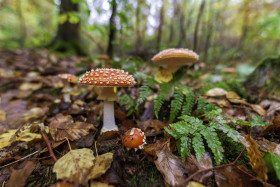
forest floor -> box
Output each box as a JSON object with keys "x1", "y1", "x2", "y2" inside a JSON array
[{"x1": 0, "y1": 49, "x2": 279, "y2": 187}]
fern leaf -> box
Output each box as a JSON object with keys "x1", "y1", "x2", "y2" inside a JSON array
[
  {"x1": 137, "y1": 82, "x2": 153, "y2": 105},
  {"x1": 192, "y1": 133, "x2": 205, "y2": 161},
  {"x1": 180, "y1": 136, "x2": 190, "y2": 162},
  {"x1": 170, "y1": 87, "x2": 185, "y2": 123},
  {"x1": 181, "y1": 89, "x2": 195, "y2": 116},
  {"x1": 154, "y1": 83, "x2": 172, "y2": 118},
  {"x1": 201, "y1": 128, "x2": 224, "y2": 164}
]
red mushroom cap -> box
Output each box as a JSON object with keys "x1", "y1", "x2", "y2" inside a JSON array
[
  {"x1": 58, "y1": 74, "x2": 77, "y2": 83},
  {"x1": 79, "y1": 68, "x2": 136, "y2": 87},
  {"x1": 122, "y1": 128, "x2": 146, "y2": 149}
]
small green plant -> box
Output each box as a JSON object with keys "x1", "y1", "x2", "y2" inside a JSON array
[
  {"x1": 165, "y1": 98, "x2": 267, "y2": 164},
  {"x1": 118, "y1": 92, "x2": 137, "y2": 116}
]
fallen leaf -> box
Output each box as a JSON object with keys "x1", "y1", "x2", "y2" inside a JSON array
[
  {"x1": 48, "y1": 113, "x2": 96, "y2": 141},
  {"x1": 90, "y1": 181, "x2": 114, "y2": 187},
  {"x1": 187, "y1": 181, "x2": 205, "y2": 187},
  {"x1": 246, "y1": 135, "x2": 267, "y2": 181},
  {"x1": 249, "y1": 104, "x2": 266, "y2": 116},
  {"x1": 88, "y1": 152, "x2": 114, "y2": 180},
  {"x1": 19, "y1": 82, "x2": 42, "y2": 91},
  {"x1": 215, "y1": 165, "x2": 264, "y2": 187},
  {"x1": 7, "y1": 160, "x2": 37, "y2": 187},
  {"x1": 222, "y1": 67, "x2": 237, "y2": 74},
  {"x1": 206, "y1": 98, "x2": 231, "y2": 108},
  {"x1": 226, "y1": 91, "x2": 248, "y2": 105},
  {"x1": 262, "y1": 117, "x2": 280, "y2": 137},
  {"x1": 154, "y1": 145, "x2": 186, "y2": 186},
  {"x1": 0, "y1": 128, "x2": 41, "y2": 150},
  {"x1": 0, "y1": 110, "x2": 6, "y2": 122},
  {"x1": 257, "y1": 138, "x2": 280, "y2": 157},
  {"x1": 204, "y1": 88, "x2": 228, "y2": 97},
  {"x1": 24, "y1": 107, "x2": 48, "y2": 121},
  {"x1": 50, "y1": 181, "x2": 75, "y2": 187},
  {"x1": 53, "y1": 148, "x2": 95, "y2": 185},
  {"x1": 138, "y1": 120, "x2": 167, "y2": 132}
]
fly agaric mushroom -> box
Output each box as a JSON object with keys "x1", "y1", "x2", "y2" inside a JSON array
[
  {"x1": 122, "y1": 128, "x2": 146, "y2": 150},
  {"x1": 58, "y1": 74, "x2": 78, "y2": 103},
  {"x1": 152, "y1": 48, "x2": 199, "y2": 82},
  {"x1": 79, "y1": 68, "x2": 136, "y2": 133}
]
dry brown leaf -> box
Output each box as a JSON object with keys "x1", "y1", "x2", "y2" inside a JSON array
[
  {"x1": 215, "y1": 165, "x2": 264, "y2": 187},
  {"x1": 226, "y1": 91, "x2": 248, "y2": 105},
  {"x1": 0, "y1": 110, "x2": 6, "y2": 122},
  {"x1": 246, "y1": 135, "x2": 267, "y2": 181},
  {"x1": 53, "y1": 148, "x2": 95, "y2": 186},
  {"x1": 138, "y1": 120, "x2": 167, "y2": 132},
  {"x1": 154, "y1": 145, "x2": 186, "y2": 186},
  {"x1": 90, "y1": 181, "x2": 114, "y2": 187},
  {"x1": 48, "y1": 113, "x2": 96, "y2": 141},
  {"x1": 206, "y1": 98, "x2": 231, "y2": 108},
  {"x1": 19, "y1": 82, "x2": 42, "y2": 91},
  {"x1": 88, "y1": 152, "x2": 114, "y2": 180},
  {"x1": 204, "y1": 88, "x2": 228, "y2": 97},
  {"x1": 24, "y1": 107, "x2": 48, "y2": 121},
  {"x1": 50, "y1": 181, "x2": 75, "y2": 187},
  {"x1": 7, "y1": 160, "x2": 37, "y2": 187},
  {"x1": 262, "y1": 117, "x2": 280, "y2": 137},
  {"x1": 257, "y1": 138, "x2": 280, "y2": 157},
  {"x1": 249, "y1": 104, "x2": 266, "y2": 116}
]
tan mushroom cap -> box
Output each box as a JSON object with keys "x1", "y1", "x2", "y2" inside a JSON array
[
  {"x1": 58, "y1": 73, "x2": 78, "y2": 83},
  {"x1": 79, "y1": 68, "x2": 136, "y2": 87},
  {"x1": 152, "y1": 48, "x2": 199, "y2": 66}
]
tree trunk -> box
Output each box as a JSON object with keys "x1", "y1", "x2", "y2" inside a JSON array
[
  {"x1": 48, "y1": 0, "x2": 85, "y2": 55},
  {"x1": 156, "y1": 0, "x2": 166, "y2": 51},
  {"x1": 193, "y1": 0, "x2": 206, "y2": 52},
  {"x1": 107, "y1": 0, "x2": 117, "y2": 59},
  {"x1": 135, "y1": 0, "x2": 141, "y2": 52}
]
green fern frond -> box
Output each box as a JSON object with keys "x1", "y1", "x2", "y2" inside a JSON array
[
  {"x1": 181, "y1": 89, "x2": 195, "y2": 116},
  {"x1": 197, "y1": 97, "x2": 219, "y2": 114},
  {"x1": 154, "y1": 83, "x2": 172, "y2": 118},
  {"x1": 169, "y1": 87, "x2": 185, "y2": 123},
  {"x1": 192, "y1": 133, "x2": 205, "y2": 161},
  {"x1": 118, "y1": 92, "x2": 137, "y2": 116},
  {"x1": 137, "y1": 83, "x2": 153, "y2": 105}
]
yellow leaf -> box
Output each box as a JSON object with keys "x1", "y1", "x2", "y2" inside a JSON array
[
  {"x1": 246, "y1": 135, "x2": 267, "y2": 181},
  {"x1": 53, "y1": 148, "x2": 95, "y2": 185},
  {"x1": 204, "y1": 88, "x2": 228, "y2": 97},
  {"x1": 226, "y1": 91, "x2": 248, "y2": 105},
  {"x1": 249, "y1": 104, "x2": 266, "y2": 116},
  {"x1": 187, "y1": 181, "x2": 205, "y2": 187},
  {"x1": 19, "y1": 82, "x2": 42, "y2": 91},
  {"x1": 0, "y1": 129, "x2": 41, "y2": 150},
  {"x1": 155, "y1": 68, "x2": 173, "y2": 83},
  {"x1": 0, "y1": 110, "x2": 6, "y2": 122},
  {"x1": 90, "y1": 181, "x2": 114, "y2": 187},
  {"x1": 88, "y1": 152, "x2": 113, "y2": 180}
]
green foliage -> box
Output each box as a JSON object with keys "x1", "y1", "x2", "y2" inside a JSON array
[
  {"x1": 263, "y1": 152, "x2": 280, "y2": 180},
  {"x1": 136, "y1": 76, "x2": 156, "y2": 106},
  {"x1": 170, "y1": 85, "x2": 195, "y2": 123},
  {"x1": 118, "y1": 92, "x2": 137, "y2": 116},
  {"x1": 165, "y1": 98, "x2": 266, "y2": 164},
  {"x1": 154, "y1": 83, "x2": 172, "y2": 119}
]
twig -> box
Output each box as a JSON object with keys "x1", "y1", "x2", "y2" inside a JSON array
[
  {"x1": 0, "y1": 150, "x2": 40, "y2": 169},
  {"x1": 180, "y1": 146, "x2": 246, "y2": 187},
  {"x1": 40, "y1": 130, "x2": 57, "y2": 162},
  {"x1": 65, "y1": 137, "x2": 72, "y2": 151}
]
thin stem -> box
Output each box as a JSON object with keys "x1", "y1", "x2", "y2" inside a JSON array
[
  {"x1": 40, "y1": 130, "x2": 58, "y2": 162},
  {"x1": 102, "y1": 100, "x2": 118, "y2": 133}
]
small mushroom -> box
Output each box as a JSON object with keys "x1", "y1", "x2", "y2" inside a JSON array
[
  {"x1": 152, "y1": 48, "x2": 199, "y2": 82},
  {"x1": 122, "y1": 128, "x2": 146, "y2": 150},
  {"x1": 79, "y1": 68, "x2": 136, "y2": 134},
  {"x1": 58, "y1": 74, "x2": 77, "y2": 103}
]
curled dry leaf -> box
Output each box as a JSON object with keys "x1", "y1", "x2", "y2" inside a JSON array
[
  {"x1": 53, "y1": 148, "x2": 95, "y2": 186},
  {"x1": 262, "y1": 117, "x2": 280, "y2": 137},
  {"x1": 90, "y1": 181, "x2": 114, "y2": 187},
  {"x1": 226, "y1": 91, "x2": 248, "y2": 105},
  {"x1": 88, "y1": 152, "x2": 114, "y2": 180},
  {"x1": 204, "y1": 88, "x2": 228, "y2": 97},
  {"x1": 7, "y1": 160, "x2": 37, "y2": 187},
  {"x1": 23, "y1": 107, "x2": 48, "y2": 121},
  {"x1": 48, "y1": 113, "x2": 96, "y2": 141},
  {"x1": 246, "y1": 135, "x2": 267, "y2": 181}
]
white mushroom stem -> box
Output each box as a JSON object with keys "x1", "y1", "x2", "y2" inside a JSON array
[{"x1": 102, "y1": 100, "x2": 118, "y2": 133}]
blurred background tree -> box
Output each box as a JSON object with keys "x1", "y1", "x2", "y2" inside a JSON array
[{"x1": 0, "y1": 0, "x2": 279, "y2": 64}]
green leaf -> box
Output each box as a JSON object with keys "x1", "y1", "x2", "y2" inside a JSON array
[
  {"x1": 58, "y1": 13, "x2": 68, "y2": 24},
  {"x1": 263, "y1": 152, "x2": 280, "y2": 180},
  {"x1": 192, "y1": 133, "x2": 205, "y2": 161},
  {"x1": 154, "y1": 83, "x2": 172, "y2": 118},
  {"x1": 170, "y1": 87, "x2": 184, "y2": 122},
  {"x1": 181, "y1": 89, "x2": 195, "y2": 116},
  {"x1": 180, "y1": 136, "x2": 190, "y2": 162},
  {"x1": 68, "y1": 12, "x2": 80, "y2": 24}
]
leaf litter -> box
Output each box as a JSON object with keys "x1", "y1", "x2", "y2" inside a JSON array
[{"x1": 0, "y1": 49, "x2": 279, "y2": 186}]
